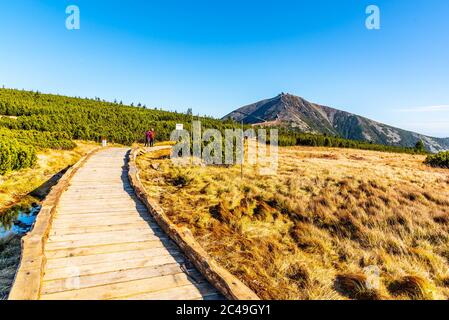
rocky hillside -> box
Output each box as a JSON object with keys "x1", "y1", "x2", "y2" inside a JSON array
[{"x1": 223, "y1": 93, "x2": 449, "y2": 152}]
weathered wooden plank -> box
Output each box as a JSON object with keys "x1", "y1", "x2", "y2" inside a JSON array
[
  {"x1": 42, "y1": 264, "x2": 191, "y2": 294},
  {"x1": 64, "y1": 186, "x2": 135, "y2": 191},
  {"x1": 43, "y1": 254, "x2": 187, "y2": 281},
  {"x1": 53, "y1": 206, "x2": 149, "y2": 214},
  {"x1": 119, "y1": 283, "x2": 219, "y2": 300},
  {"x1": 45, "y1": 233, "x2": 168, "y2": 251},
  {"x1": 54, "y1": 216, "x2": 154, "y2": 229},
  {"x1": 49, "y1": 226, "x2": 163, "y2": 239},
  {"x1": 48, "y1": 228, "x2": 160, "y2": 242},
  {"x1": 58, "y1": 200, "x2": 143, "y2": 206},
  {"x1": 58, "y1": 201, "x2": 147, "y2": 208},
  {"x1": 59, "y1": 194, "x2": 140, "y2": 201},
  {"x1": 49, "y1": 223, "x2": 157, "y2": 236},
  {"x1": 51, "y1": 218, "x2": 155, "y2": 229},
  {"x1": 45, "y1": 240, "x2": 174, "y2": 259},
  {"x1": 40, "y1": 273, "x2": 203, "y2": 300},
  {"x1": 46, "y1": 247, "x2": 181, "y2": 269},
  {"x1": 51, "y1": 220, "x2": 154, "y2": 229}
]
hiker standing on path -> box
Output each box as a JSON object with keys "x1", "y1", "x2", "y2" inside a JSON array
[
  {"x1": 144, "y1": 130, "x2": 150, "y2": 147},
  {"x1": 148, "y1": 128, "x2": 155, "y2": 147}
]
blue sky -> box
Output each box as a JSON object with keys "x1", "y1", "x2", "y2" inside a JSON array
[{"x1": 0, "y1": 0, "x2": 448, "y2": 137}]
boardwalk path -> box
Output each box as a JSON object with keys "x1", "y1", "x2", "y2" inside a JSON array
[{"x1": 38, "y1": 147, "x2": 221, "y2": 300}]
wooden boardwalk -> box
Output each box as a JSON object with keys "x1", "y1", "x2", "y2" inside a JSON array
[{"x1": 38, "y1": 147, "x2": 222, "y2": 300}]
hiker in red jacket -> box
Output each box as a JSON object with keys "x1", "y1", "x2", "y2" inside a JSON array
[
  {"x1": 148, "y1": 128, "x2": 155, "y2": 147},
  {"x1": 143, "y1": 129, "x2": 156, "y2": 147},
  {"x1": 144, "y1": 130, "x2": 150, "y2": 147}
]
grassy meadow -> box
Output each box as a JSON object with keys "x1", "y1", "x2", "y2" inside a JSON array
[{"x1": 137, "y1": 146, "x2": 449, "y2": 300}]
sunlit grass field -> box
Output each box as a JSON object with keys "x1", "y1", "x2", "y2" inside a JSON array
[{"x1": 137, "y1": 146, "x2": 449, "y2": 300}]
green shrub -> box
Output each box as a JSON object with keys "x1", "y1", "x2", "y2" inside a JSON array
[
  {"x1": 272, "y1": 129, "x2": 424, "y2": 155},
  {"x1": 0, "y1": 128, "x2": 76, "y2": 150},
  {"x1": 0, "y1": 139, "x2": 36, "y2": 174},
  {"x1": 425, "y1": 151, "x2": 449, "y2": 169}
]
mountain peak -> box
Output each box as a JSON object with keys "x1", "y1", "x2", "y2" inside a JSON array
[
  {"x1": 278, "y1": 92, "x2": 296, "y2": 98},
  {"x1": 222, "y1": 94, "x2": 449, "y2": 152},
  {"x1": 277, "y1": 92, "x2": 308, "y2": 103}
]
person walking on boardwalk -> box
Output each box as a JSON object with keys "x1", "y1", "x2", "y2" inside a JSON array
[
  {"x1": 148, "y1": 128, "x2": 155, "y2": 147},
  {"x1": 144, "y1": 130, "x2": 150, "y2": 147}
]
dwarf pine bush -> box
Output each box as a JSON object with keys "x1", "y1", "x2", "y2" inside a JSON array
[
  {"x1": 425, "y1": 151, "x2": 449, "y2": 168},
  {"x1": 0, "y1": 139, "x2": 36, "y2": 174}
]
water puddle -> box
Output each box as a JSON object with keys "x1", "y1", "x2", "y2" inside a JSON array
[
  {"x1": 1, "y1": 167, "x2": 68, "y2": 242},
  {"x1": 0, "y1": 204, "x2": 41, "y2": 241}
]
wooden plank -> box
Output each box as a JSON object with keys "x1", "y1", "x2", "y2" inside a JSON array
[
  {"x1": 59, "y1": 194, "x2": 140, "y2": 201},
  {"x1": 46, "y1": 247, "x2": 181, "y2": 269},
  {"x1": 57, "y1": 201, "x2": 147, "y2": 208},
  {"x1": 49, "y1": 226, "x2": 163, "y2": 238},
  {"x1": 42, "y1": 264, "x2": 191, "y2": 294},
  {"x1": 52, "y1": 213, "x2": 154, "y2": 222},
  {"x1": 43, "y1": 254, "x2": 187, "y2": 281},
  {"x1": 53, "y1": 210, "x2": 152, "y2": 219},
  {"x1": 58, "y1": 199, "x2": 143, "y2": 205},
  {"x1": 64, "y1": 186, "x2": 135, "y2": 191},
  {"x1": 49, "y1": 223, "x2": 158, "y2": 236},
  {"x1": 119, "y1": 283, "x2": 219, "y2": 300},
  {"x1": 50, "y1": 215, "x2": 152, "y2": 229},
  {"x1": 45, "y1": 233, "x2": 168, "y2": 251},
  {"x1": 48, "y1": 228, "x2": 159, "y2": 242},
  {"x1": 54, "y1": 218, "x2": 152, "y2": 226},
  {"x1": 45, "y1": 240, "x2": 174, "y2": 259},
  {"x1": 51, "y1": 216, "x2": 155, "y2": 228},
  {"x1": 58, "y1": 198, "x2": 140, "y2": 204},
  {"x1": 53, "y1": 206, "x2": 148, "y2": 214},
  {"x1": 51, "y1": 220, "x2": 155, "y2": 231},
  {"x1": 40, "y1": 273, "x2": 203, "y2": 300}
]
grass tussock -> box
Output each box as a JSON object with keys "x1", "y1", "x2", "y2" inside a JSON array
[
  {"x1": 335, "y1": 273, "x2": 384, "y2": 300},
  {"x1": 137, "y1": 146, "x2": 449, "y2": 300},
  {"x1": 388, "y1": 275, "x2": 435, "y2": 300}
]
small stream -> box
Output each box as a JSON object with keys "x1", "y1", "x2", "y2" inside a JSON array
[{"x1": 0, "y1": 204, "x2": 41, "y2": 241}]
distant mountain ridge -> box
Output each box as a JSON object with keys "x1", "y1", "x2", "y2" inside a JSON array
[{"x1": 223, "y1": 93, "x2": 449, "y2": 152}]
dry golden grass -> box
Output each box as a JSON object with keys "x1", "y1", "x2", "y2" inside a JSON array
[
  {"x1": 0, "y1": 141, "x2": 99, "y2": 211},
  {"x1": 137, "y1": 146, "x2": 449, "y2": 300}
]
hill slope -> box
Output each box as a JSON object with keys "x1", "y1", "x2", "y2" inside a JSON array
[
  {"x1": 223, "y1": 93, "x2": 449, "y2": 152},
  {"x1": 0, "y1": 88, "x2": 239, "y2": 145}
]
